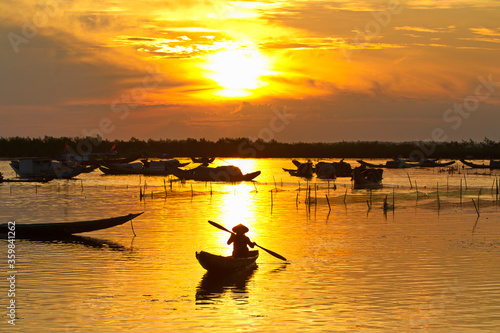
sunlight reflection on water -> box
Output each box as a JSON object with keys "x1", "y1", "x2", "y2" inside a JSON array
[{"x1": 1, "y1": 159, "x2": 500, "y2": 332}]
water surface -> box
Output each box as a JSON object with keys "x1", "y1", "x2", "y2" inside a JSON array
[{"x1": 1, "y1": 159, "x2": 500, "y2": 332}]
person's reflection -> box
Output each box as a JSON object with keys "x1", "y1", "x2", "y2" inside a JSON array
[{"x1": 195, "y1": 266, "x2": 257, "y2": 305}]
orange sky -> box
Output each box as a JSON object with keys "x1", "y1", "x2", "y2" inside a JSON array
[{"x1": 1, "y1": 0, "x2": 499, "y2": 142}]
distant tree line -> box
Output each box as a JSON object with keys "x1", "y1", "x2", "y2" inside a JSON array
[{"x1": 0, "y1": 136, "x2": 499, "y2": 160}]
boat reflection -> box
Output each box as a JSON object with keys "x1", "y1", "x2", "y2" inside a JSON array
[
  {"x1": 195, "y1": 266, "x2": 257, "y2": 305},
  {"x1": 21, "y1": 234, "x2": 128, "y2": 250}
]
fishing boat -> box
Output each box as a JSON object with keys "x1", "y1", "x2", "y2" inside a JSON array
[
  {"x1": 0, "y1": 212, "x2": 143, "y2": 239},
  {"x1": 284, "y1": 160, "x2": 313, "y2": 178},
  {"x1": 170, "y1": 165, "x2": 261, "y2": 182},
  {"x1": 191, "y1": 157, "x2": 215, "y2": 165},
  {"x1": 315, "y1": 159, "x2": 352, "y2": 179},
  {"x1": 407, "y1": 159, "x2": 456, "y2": 168},
  {"x1": 99, "y1": 159, "x2": 189, "y2": 175},
  {"x1": 10, "y1": 158, "x2": 86, "y2": 180},
  {"x1": 460, "y1": 159, "x2": 500, "y2": 169},
  {"x1": 58, "y1": 152, "x2": 140, "y2": 166},
  {"x1": 357, "y1": 159, "x2": 413, "y2": 169},
  {"x1": 196, "y1": 250, "x2": 259, "y2": 273},
  {"x1": 352, "y1": 166, "x2": 383, "y2": 189}
]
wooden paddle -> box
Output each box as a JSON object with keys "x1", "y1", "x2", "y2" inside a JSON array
[{"x1": 208, "y1": 220, "x2": 287, "y2": 261}]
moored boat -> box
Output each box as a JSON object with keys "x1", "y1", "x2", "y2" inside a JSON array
[
  {"x1": 0, "y1": 212, "x2": 143, "y2": 239},
  {"x1": 99, "y1": 159, "x2": 189, "y2": 175},
  {"x1": 10, "y1": 158, "x2": 86, "y2": 180},
  {"x1": 357, "y1": 159, "x2": 413, "y2": 169},
  {"x1": 352, "y1": 166, "x2": 383, "y2": 189},
  {"x1": 191, "y1": 157, "x2": 216, "y2": 165},
  {"x1": 196, "y1": 250, "x2": 259, "y2": 273},
  {"x1": 460, "y1": 159, "x2": 500, "y2": 169},
  {"x1": 407, "y1": 159, "x2": 456, "y2": 168},
  {"x1": 170, "y1": 165, "x2": 260, "y2": 182},
  {"x1": 315, "y1": 159, "x2": 353, "y2": 179},
  {"x1": 284, "y1": 160, "x2": 313, "y2": 178}
]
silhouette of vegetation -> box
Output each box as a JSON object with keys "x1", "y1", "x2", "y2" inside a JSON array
[{"x1": 0, "y1": 136, "x2": 499, "y2": 159}]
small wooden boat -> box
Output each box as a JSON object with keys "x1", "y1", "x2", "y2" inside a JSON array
[
  {"x1": 407, "y1": 159, "x2": 455, "y2": 168},
  {"x1": 196, "y1": 250, "x2": 259, "y2": 273},
  {"x1": 315, "y1": 159, "x2": 353, "y2": 179},
  {"x1": 284, "y1": 160, "x2": 313, "y2": 178},
  {"x1": 460, "y1": 159, "x2": 500, "y2": 169},
  {"x1": 0, "y1": 212, "x2": 143, "y2": 239},
  {"x1": 10, "y1": 158, "x2": 86, "y2": 180},
  {"x1": 191, "y1": 157, "x2": 215, "y2": 165},
  {"x1": 58, "y1": 153, "x2": 140, "y2": 166},
  {"x1": 99, "y1": 159, "x2": 189, "y2": 175},
  {"x1": 357, "y1": 159, "x2": 413, "y2": 169},
  {"x1": 171, "y1": 165, "x2": 260, "y2": 182},
  {"x1": 352, "y1": 166, "x2": 383, "y2": 189}
]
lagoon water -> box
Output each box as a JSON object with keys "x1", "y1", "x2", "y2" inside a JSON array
[{"x1": 1, "y1": 158, "x2": 500, "y2": 332}]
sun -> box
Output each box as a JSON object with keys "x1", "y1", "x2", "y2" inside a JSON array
[{"x1": 205, "y1": 49, "x2": 271, "y2": 97}]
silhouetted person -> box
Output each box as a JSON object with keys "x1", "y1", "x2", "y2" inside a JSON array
[{"x1": 227, "y1": 224, "x2": 255, "y2": 258}]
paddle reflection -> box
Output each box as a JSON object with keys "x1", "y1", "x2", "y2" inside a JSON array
[{"x1": 195, "y1": 266, "x2": 257, "y2": 305}]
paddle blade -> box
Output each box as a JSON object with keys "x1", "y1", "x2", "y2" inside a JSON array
[
  {"x1": 255, "y1": 243, "x2": 287, "y2": 261},
  {"x1": 208, "y1": 220, "x2": 233, "y2": 234}
]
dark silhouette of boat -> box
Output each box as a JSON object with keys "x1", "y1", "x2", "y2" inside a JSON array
[
  {"x1": 406, "y1": 159, "x2": 455, "y2": 168},
  {"x1": 460, "y1": 159, "x2": 500, "y2": 169},
  {"x1": 357, "y1": 159, "x2": 413, "y2": 169},
  {"x1": 99, "y1": 159, "x2": 189, "y2": 175},
  {"x1": 191, "y1": 157, "x2": 215, "y2": 165},
  {"x1": 0, "y1": 212, "x2": 143, "y2": 239},
  {"x1": 10, "y1": 158, "x2": 86, "y2": 180},
  {"x1": 283, "y1": 160, "x2": 313, "y2": 178},
  {"x1": 170, "y1": 165, "x2": 261, "y2": 182},
  {"x1": 315, "y1": 159, "x2": 352, "y2": 179},
  {"x1": 352, "y1": 166, "x2": 383, "y2": 189}
]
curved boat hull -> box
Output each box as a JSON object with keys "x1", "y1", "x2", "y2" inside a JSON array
[
  {"x1": 0, "y1": 212, "x2": 143, "y2": 239},
  {"x1": 196, "y1": 251, "x2": 259, "y2": 273}
]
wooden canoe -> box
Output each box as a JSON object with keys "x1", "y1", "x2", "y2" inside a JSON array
[
  {"x1": 460, "y1": 159, "x2": 500, "y2": 169},
  {"x1": 0, "y1": 212, "x2": 143, "y2": 239},
  {"x1": 357, "y1": 159, "x2": 413, "y2": 169},
  {"x1": 171, "y1": 165, "x2": 261, "y2": 182},
  {"x1": 196, "y1": 250, "x2": 259, "y2": 273}
]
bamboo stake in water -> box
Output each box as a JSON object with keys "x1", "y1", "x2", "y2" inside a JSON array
[
  {"x1": 314, "y1": 184, "x2": 317, "y2": 205},
  {"x1": 392, "y1": 188, "x2": 395, "y2": 210},
  {"x1": 478, "y1": 189, "x2": 481, "y2": 212},
  {"x1": 296, "y1": 192, "x2": 299, "y2": 208},
  {"x1": 343, "y1": 189, "x2": 347, "y2": 204},
  {"x1": 326, "y1": 194, "x2": 331, "y2": 211},
  {"x1": 460, "y1": 179, "x2": 462, "y2": 206},
  {"x1": 271, "y1": 190, "x2": 274, "y2": 213},
  {"x1": 472, "y1": 199, "x2": 480, "y2": 216},
  {"x1": 407, "y1": 173, "x2": 413, "y2": 189},
  {"x1": 464, "y1": 174, "x2": 468, "y2": 190},
  {"x1": 437, "y1": 182, "x2": 440, "y2": 210}
]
